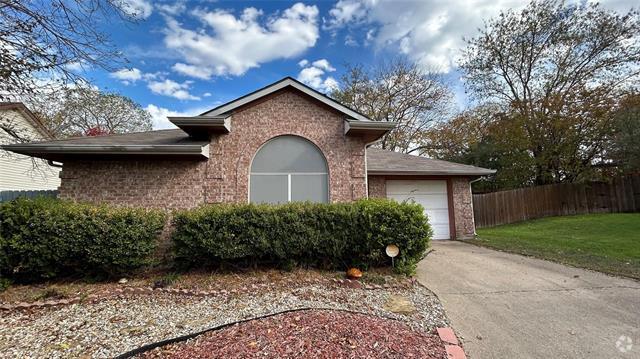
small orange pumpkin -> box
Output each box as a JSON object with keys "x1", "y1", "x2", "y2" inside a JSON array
[{"x1": 346, "y1": 267, "x2": 363, "y2": 280}]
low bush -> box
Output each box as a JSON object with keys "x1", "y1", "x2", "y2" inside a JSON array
[
  {"x1": 0, "y1": 197, "x2": 165, "y2": 282},
  {"x1": 172, "y1": 199, "x2": 432, "y2": 275}
]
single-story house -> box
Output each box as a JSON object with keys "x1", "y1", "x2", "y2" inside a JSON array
[{"x1": 2, "y1": 77, "x2": 494, "y2": 240}]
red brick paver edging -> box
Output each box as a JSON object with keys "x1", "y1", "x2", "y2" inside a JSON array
[{"x1": 437, "y1": 327, "x2": 467, "y2": 359}]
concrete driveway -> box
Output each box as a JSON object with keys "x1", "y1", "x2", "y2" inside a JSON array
[{"x1": 417, "y1": 241, "x2": 640, "y2": 359}]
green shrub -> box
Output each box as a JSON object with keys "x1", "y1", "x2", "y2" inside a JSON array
[
  {"x1": 172, "y1": 199, "x2": 431, "y2": 275},
  {"x1": 0, "y1": 197, "x2": 165, "y2": 281}
]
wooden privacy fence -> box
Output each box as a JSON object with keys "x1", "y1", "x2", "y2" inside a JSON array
[
  {"x1": 473, "y1": 174, "x2": 640, "y2": 228},
  {"x1": 0, "y1": 190, "x2": 58, "y2": 202}
]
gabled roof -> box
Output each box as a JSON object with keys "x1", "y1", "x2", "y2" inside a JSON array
[
  {"x1": 0, "y1": 102, "x2": 55, "y2": 140},
  {"x1": 201, "y1": 77, "x2": 373, "y2": 122},
  {"x1": 366, "y1": 148, "x2": 495, "y2": 176}
]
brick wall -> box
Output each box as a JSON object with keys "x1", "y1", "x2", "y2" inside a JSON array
[
  {"x1": 451, "y1": 177, "x2": 475, "y2": 239},
  {"x1": 58, "y1": 89, "x2": 368, "y2": 208},
  {"x1": 58, "y1": 160, "x2": 206, "y2": 209},
  {"x1": 367, "y1": 176, "x2": 386, "y2": 198},
  {"x1": 204, "y1": 89, "x2": 367, "y2": 203}
]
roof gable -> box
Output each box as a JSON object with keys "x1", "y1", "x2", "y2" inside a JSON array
[
  {"x1": 0, "y1": 102, "x2": 54, "y2": 140},
  {"x1": 201, "y1": 77, "x2": 372, "y2": 122}
]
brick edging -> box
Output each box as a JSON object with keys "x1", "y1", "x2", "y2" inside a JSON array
[
  {"x1": 0, "y1": 277, "x2": 417, "y2": 312},
  {"x1": 437, "y1": 327, "x2": 467, "y2": 359}
]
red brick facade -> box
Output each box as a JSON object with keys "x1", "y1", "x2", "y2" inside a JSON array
[
  {"x1": 57, "y1": 88, "x2": 478, "y2": 239},
  {"x1": 59, "y1": 160, "x2": 206, "y2": 209},
  {"x1": 59, "y1": 89, "x2": 368, "y2": 208},
  {"x1": 450, "y1": 177, "x2": 475, "y2": 239},
  {"x1": 367, "y1": 175, "x2": 386, "y2": 198}
]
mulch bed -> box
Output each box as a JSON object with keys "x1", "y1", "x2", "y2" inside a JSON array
[{"x1": 139, "y1": 309, "x2": 448, "y2": 359}]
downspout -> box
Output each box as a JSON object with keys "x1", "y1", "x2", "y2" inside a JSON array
[
  {"x1": 468, "y1": 176, "x2": 488, "y2": 236},
  {"x1": 363, "y1": 139, "x2": 383, "y2": 199},
  {"x1": 47, "y1": 160, "x2": 63, "y2": 168}
]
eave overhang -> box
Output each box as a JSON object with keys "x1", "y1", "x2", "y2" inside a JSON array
[
  {"x1": 366, "y1": 169, "x2": 497, "y2": 177},
  {"x1": 344, "y1": 119, "x2": 396, "y2": 142},
  {"x1": 168, "y1": 116, "x2": 231, "y2": 138},
  {"x1": 0, "y1": 143, "x2": 210, "y2": 161}
]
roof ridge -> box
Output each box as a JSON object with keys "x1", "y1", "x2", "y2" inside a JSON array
[{"x1": 199, "y1": 77, "x2": 373, "y2": 122}]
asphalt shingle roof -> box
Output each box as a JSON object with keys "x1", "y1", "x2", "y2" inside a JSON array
[
  {"x1": 366, "y1": 148, "x2": 495, "y2": 176},
  {"x1": 3, "y1": 129, "x2": 495, "y2": 176}
]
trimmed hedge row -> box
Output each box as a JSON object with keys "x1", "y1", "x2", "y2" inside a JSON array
[
  {"x1": 172, "y1": 199, "x2": 432, "y2": 275},
  {"x1": 0, "y1": 198, "x2": 431, "y2": 282},
  {"x1": 0, "y1": 197, "x2": 165, "y2": 281}
]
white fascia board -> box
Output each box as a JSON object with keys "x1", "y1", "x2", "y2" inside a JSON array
[{"x1": 201, "y1": 78, "x2": 372, "y2": 122}]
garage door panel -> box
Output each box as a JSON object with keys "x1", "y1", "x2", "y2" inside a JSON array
[
  {"x1": 386, "y1": 180, "x2": 447, "y2": 194},
  {"x1": 388, "y1": 194, "x2": 448, "y2": 208},
  {"x1": 386, "y1": 180, "x2": 451, "y2": 240},
  {"x1": 430, "y1": 224, "x2": 451, "y2": 240},
  {"x1": 422, "y1": 209, "x2": 449, "y2": 225}
]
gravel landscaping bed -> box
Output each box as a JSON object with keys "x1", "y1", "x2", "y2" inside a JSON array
[
  {"x1": 0, "y1": 281, "x2": 448, "y2": 358},
  {"x1": 139, "y1": 309, "x2": 448, "y2": 359}
]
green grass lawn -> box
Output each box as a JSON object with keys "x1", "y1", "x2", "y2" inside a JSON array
[{"x1": 470, "y1": 213, "x2": 640, "y2": 279}]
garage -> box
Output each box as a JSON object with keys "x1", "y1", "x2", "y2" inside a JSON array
[{"x1": 386, "y1": 180, "x2": 451, "y2": 240}]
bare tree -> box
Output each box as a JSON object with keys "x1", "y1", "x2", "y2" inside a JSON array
[
  {"x1": 35, "y1": 87, "x2": 152, "y2": 137},
  {"x1": 331, "y1": 59, "x2": 454, "y2": 154},
  {"x1": 0, "y1": 0, "x2": 144, "y2": 140},
  {"x1": 0, "y1": 0, "x2": 145, "y2": 176},
  {"x1": 460, "y1": 0, "x2": 640, "y2": 184}
]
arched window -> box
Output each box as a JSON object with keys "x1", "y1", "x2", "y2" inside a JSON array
[{"x1": 250, "y1": 136, "x2": 328, "y2": 204}]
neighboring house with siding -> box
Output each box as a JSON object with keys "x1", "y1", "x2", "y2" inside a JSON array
[
  {"x1": 2, "y1": 78, "x2": 495, "y2": 239},
  {"x1": 0, "y1": 102, "x2": 60, "y2": 191}
]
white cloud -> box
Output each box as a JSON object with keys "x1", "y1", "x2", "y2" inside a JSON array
[
  {"x1": 121, "y1": 0, "x2": 153, "y2": 19},
  {"x1": 157, "y1": 1, "x2": 186, "y2": 15},
  {"x1": 297, "y1": 59, "x2": 339, "y2": 93},
  {"x1": 298, "y1": 59, "x2": 309, "y2": 67},
  {"x1": 326, "y1": 0, "x2": 638, "y2": 73},
  {"x1": 110, "y1": 68, "x2": 143, "y2": 84},
  {"x1": 145, "y1": 104, "x2": 180, "y2": 129},
  {"x1": 162, "y1": 3, "x2": 319, "y2": 79},
  {"x1": 145, "y1": 104, "x2": 216, "y2": 130},
  {"x1": 172, "y1": 62, "x2": 214, "y2": 80},
  {"x1": 148, "y1": 79, "x2": 200, "y2": 100},
  {"x1": 325, "y1": 0, "x2": 526, "y2": 72},
  {"x1": 344, "y1": 34, "x2": 358, "y2": 46},
  {"x1": 203, "y1": 92, "x2": 212, "y2": 97},
  {"x1": 65, "y1": 60, "x2": 89, "y2": 72},
  {"x1": 324, "y1": 0, "x2": 370, "y2": 30},
  {"x1": 311, "y1": 59, "x2": 336, "y2": 72}
]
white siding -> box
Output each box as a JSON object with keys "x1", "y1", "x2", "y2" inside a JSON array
[{"x1": 0, "y1": 109, "x2": 60, "y2": 190}]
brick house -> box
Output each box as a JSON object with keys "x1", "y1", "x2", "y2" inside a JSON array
[{"x1": 3, "y1": 78, "x2": 494, "y2": 240}]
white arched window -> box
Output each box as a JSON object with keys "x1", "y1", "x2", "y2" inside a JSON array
[{"x1": 250, "y1": 136, "x2": 328, "y2": 204}]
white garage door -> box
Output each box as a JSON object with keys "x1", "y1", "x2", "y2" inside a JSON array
[{"x1": 386, "y1": 180, "x2": 450, "y2": 240}]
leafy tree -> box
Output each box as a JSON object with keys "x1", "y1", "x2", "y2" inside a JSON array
[
  {"x1": 36, "y1": 87, "x2": 152, "y2": 137},
  {"x1": 424, "y1": 106, "x2": 535, "y2": 192},
  {"x1": 611, "y1": 92, "x2": 640, "y2": 173},
  {"x1": 331, "y1": 59, "x2": 454, "y2": 153},
  {"x1": 459, "y1": 0, "x2": 640, "y2": 185}
]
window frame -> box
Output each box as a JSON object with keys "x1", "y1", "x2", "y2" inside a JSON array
[{"x1": 248, "y1": 136, "x2": 329, "y2": 204}]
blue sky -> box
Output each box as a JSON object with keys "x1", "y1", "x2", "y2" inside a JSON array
[{"x1": 81, "y1": 0, "x2": 636, "y2": 129}]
